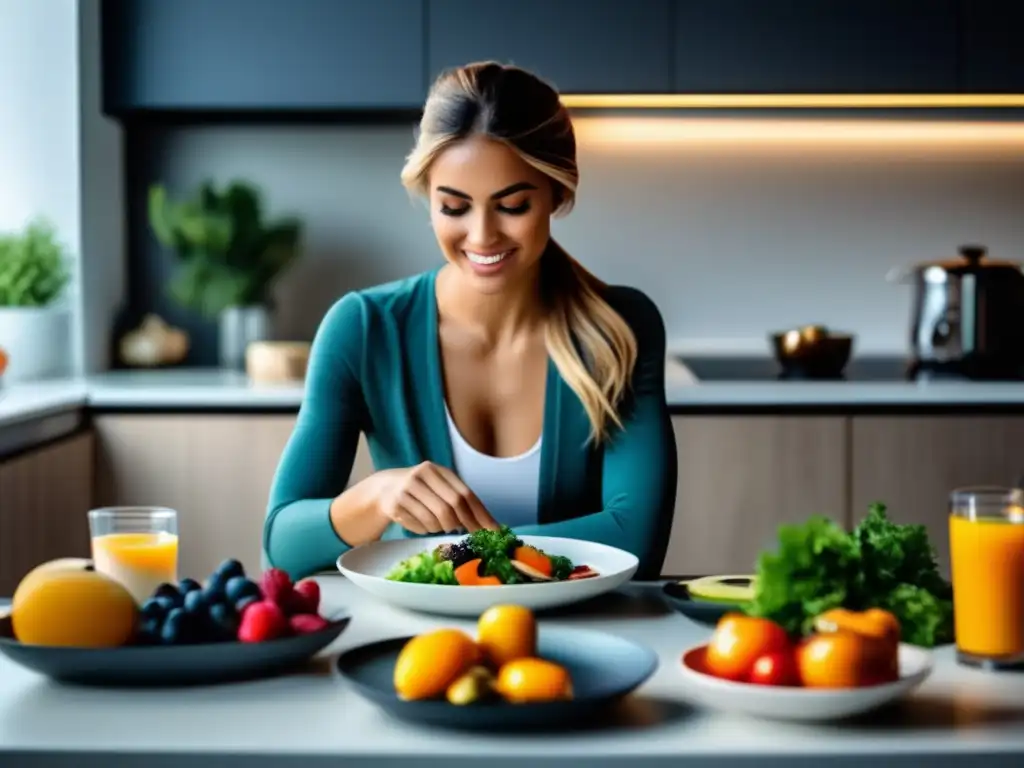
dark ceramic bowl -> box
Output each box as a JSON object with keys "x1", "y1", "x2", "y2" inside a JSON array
[
  {"x1": 770, "y1": 329, "x2": 854, "y2": 379},
  {"x1": 0, "y1": 610, "x2": 350, "y2": 687},
  {"x1": 335, "y1": 626, "x2": 659, "y2": 731},
  {"x1": 661, "y1": 578, "x2": 754, "y2": 626}
]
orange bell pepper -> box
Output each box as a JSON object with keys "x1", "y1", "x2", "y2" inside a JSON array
[
  {"x1": 797, "y1": 608, "x2": 900, "y2": 688},
  {"x1": 813, "y1": 607, "x2": 901, "y2": 644}
]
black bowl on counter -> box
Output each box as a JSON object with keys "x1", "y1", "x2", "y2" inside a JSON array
[{"x1": 769, "y1": 326, "x2": 854, "y2": 379}]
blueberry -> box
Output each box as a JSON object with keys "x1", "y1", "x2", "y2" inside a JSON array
[
  {"x1": 178, "y1": 578, "x2": 202, "y2": 596},
  {"x1": 140, "y1": 598, "x2": 167, "y2": 621},
  {"x1": 161, "y1": 607, "x2": 198, "y2": 645},
  {"x1": 136, "y1": 616, "x2": 163, "y2": 645},
  {"x1": 153, "y1": 594, "x2": 179, "y2": 613},
  {"x1": 183, "y1": 589, "x2": 207, "y2": 615},
  {"x1": 235, "y1": 595, "x2": 261, "y2": 614},
  {"x1": 203, "y1": 572, "x2": 228, "y2": 603},
  {"x1": 225, "y1": 576, "x2": 261, "y2": 605},
  {"x1": 216, "y1": 558, "x2": 246, "y2": 581},
  {"x1": 153, "y1": 582, "x2": 180, "y2": 603},
  {"x1": 208, "y1": 602, "x2": 239, "y2": 641}
]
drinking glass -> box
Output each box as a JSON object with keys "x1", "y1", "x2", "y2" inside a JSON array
[
  {"x1": 88, "y1": 506, "x2": 179, "y2": 605},
  {"x1": 949, "y1": 487, "x2": 1024, "y2": 669}
]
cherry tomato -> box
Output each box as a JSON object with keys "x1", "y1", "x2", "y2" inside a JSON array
[
  {"x1": 748, "y1": 649, "x2": 800, "y2": 686},
  {"x1": 704, "y1": 613, "x2": 791, "y2": 681}
]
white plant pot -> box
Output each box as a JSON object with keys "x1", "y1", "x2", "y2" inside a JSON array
[{"x1": 0, "y1": 307, "x2": 71, "y2": 382}]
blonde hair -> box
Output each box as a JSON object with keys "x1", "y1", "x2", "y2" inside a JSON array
[{"x1": 401, "y1": 61, "x2": 638, "y2": 443}]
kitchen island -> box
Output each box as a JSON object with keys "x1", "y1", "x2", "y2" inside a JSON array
[{"x1": 1, "y1": 579, "x2": 1022, "y2": 768}]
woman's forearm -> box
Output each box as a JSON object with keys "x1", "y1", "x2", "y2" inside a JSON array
[{"x1": 329, "y1": 473, "x2": 391, "y2": 547}]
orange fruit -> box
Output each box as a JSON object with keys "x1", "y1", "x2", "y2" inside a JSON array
[
  {"x1": 12, "y1": 559, "x2": 138, "y2": 647},
  {"x1": 393, "y1": 628, "x2": 481, "y2": 700},
  {"x1": 0, "y1": 346, "x2": 8, "y2": 376},
  {"x1": 477, "y1": 604, "x2": 536, "y2": 667},
  {"x1": 496, "y1": 657, "x2": 573, "y2": 703}
]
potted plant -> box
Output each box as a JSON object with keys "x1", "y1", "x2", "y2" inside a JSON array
[
  {"x1": 147, "y1": 179, "x2": 303, "y2": 369},
  {"x1": 0, "y1": 218, "x2": 73, "y2": 382}
]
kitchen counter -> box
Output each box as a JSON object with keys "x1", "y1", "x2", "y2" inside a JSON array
[
  {"x1": 1, "y1": 578, "x2": 1022, "y2": 767},
  {"x1": 5, "y1": 361, "x2": 1024, "y2": 434}
]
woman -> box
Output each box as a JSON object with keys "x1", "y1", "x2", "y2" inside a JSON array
[{"x1": 263, "y1": 62, "x2": 677, "y2": 581}]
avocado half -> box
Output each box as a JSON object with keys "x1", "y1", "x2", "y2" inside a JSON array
[{"x1": 683, "y1": 574, "x2": 756, "y2": 604}]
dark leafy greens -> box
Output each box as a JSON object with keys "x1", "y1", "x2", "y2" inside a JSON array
[
  {"x1": 745, "y1": 502, "x2": 954, "y2": 647},
  {"x1": 384, "y1": 525, "x2": 576, "y2": 585}
]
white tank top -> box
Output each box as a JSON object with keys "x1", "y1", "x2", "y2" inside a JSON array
[{"x1": 445, "y1": 406, "x2": 542, "y2": 527}]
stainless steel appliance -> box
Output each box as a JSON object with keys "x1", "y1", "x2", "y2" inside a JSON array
[{"x1": 888, "y1": 245, "x2": 1024, "y2": 379}]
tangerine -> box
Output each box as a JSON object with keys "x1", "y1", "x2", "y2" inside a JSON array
[
  {"x1": 496, "y1": 657, "x2": 573, "y2": 703},
  {"x1": 393, "y1": 628, "x2": 481, "y2": 700},
  {"x1": 477, "y1": 604, "x2": 536, "y2": 667}
]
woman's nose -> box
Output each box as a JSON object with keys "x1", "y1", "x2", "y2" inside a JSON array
[{"x1": 467, "y1": 209, "x2": 499, "y2": 247}]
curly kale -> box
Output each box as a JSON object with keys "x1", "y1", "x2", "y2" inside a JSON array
[{"x1": 745, "y1": 503, "x2": 954, "y2": 647}]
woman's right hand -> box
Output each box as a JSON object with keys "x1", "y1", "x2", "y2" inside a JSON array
[{"x1": 373, "y1": 461, "x2": 499, "y2": 535}]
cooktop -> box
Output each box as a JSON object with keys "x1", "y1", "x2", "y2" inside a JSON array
[{"x1": 675, "y1": 356, "x2": 1021, "y2": 382}]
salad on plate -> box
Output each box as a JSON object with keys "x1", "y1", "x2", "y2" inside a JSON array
[{"x1": 384, "y1": 526, "x2": 598, "y2": 586}]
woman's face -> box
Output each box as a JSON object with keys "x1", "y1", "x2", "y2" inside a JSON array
[{"x1": 428, "y1": 135, "x2": 556, "y2": 295}]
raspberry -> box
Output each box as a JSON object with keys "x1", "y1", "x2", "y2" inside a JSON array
[
  {"x1": 259, "y1": 568, "x2": 294, "y2": 608},
  {"x1": 292, "y1": 579, "x2": 320, "y2": 614},
  {"x1": 289, "y1": 613, "x2": 329, "y2": 635},
  {"x1": 237, "y1": 600, "x2": 289, "y2": 643}
]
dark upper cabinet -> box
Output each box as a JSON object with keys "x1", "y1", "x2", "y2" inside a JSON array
[
  {"x1": 427, "y1": 0, "x2": 673, "y2": 93},
  {"x1": 673, "y1": 0, "x2": 959, "y2": 93},
  {"x1": 101, "y1": 0, "x2": 426, "y2": 112},
  {"x1": 960, "y1": 0, "x2": 1024, "y2": 92}
]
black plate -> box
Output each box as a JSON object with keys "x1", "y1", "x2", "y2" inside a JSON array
[
  {"x1": 0, "y1": 611, "x2": 350, "y2": 687},
  {"x1": 661, "y1": 577, "x2": 752, "y2": 626},
  {"x1": 336, "y1": 627, "x2": 658, "y2": 731}
]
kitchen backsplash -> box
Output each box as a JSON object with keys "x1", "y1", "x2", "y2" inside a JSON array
[{"x1": 125, "y1": 116, "x2": 1024, "y2": 364}]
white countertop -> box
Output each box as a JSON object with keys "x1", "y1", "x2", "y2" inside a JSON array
[
  {"x1": 3, "y1": 362, "x2": 1024, "y2": 434},
  {"x1": 1, "y1": 578, "x2": 1022, "y2": 767}
]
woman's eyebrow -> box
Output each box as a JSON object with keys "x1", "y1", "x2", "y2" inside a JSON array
[{"x1": 435, "y1": 181, "x2": 537, "y2": 201}]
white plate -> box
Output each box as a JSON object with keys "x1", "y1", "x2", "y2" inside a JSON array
[
  {"x1": 677, "y1": 642, "x2": 933, "y2": 722},
  {"x1": 336, "y1": 535, "x2": 639, "y2": 617}
]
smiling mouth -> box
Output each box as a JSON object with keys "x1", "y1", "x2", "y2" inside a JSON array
[{"x1": 464, "y1": 249, "x2": 515, "y2": 266}]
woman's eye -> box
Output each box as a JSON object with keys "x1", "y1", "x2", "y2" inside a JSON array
[
  {"x1": 440, "y1": 204, "x2": 469, "y2": 217},
  {"x1": 498, "y1": 201, "x2": 531, "y2": 215}
]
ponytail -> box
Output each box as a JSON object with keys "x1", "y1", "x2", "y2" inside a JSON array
[{"x1": 541, "y1": 240, "x2": 638, "y2": 444}]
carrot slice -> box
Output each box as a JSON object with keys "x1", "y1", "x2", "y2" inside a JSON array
[
  {"x1": 454, "y1": 558, "x2": 503, "y2": 586},
  {"x1": 512, "y1": 546, "x2": 553, "y2": 577},
  {"x1": 455, "y1": 558, "x2": 483, "y2": 585}
]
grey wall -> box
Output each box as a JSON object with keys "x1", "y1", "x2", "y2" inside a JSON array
[{"x1": 126, "y1": 116, "x2": 1024, "y2": 364}]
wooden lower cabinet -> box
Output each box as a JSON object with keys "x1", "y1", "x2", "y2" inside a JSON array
[
  {"x1": 86, "y1": 411, "x2": 1023, "y2": 585},
  {"x1": 663, "y1": 416, "x2": 849, "y2": 576},
  {"x1": 850, "y1": 416, "x2": 1024, "y2": 577},
  {"x1": 0, "y1": 431, "x2": 95, "y2": 596},
  {"x1": 93, "y1": 414, "x2": 374, "y2": 582}
]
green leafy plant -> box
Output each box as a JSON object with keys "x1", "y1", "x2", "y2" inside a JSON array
[
  {"x1": 745, "y1": 502, "x2": 954, "y2": 647},
  {"x1": 148, "y1": 179, "x2": 303, "y2": 317},
  {"x1": 0, "y1": 218, "x2": 72, "y2": 308}
]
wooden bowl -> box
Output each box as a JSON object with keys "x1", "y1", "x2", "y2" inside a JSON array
[{"x1": 245, "y1": 341, "x2": 310, "y2": 383}]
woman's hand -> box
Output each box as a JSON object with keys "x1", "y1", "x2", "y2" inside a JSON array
[{"x1": 373, "y1": 462, "x2": 499, "y2": 535}]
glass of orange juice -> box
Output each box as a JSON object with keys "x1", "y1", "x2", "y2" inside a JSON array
[
  {"x1": 949, "y1": 486, "x2": 1024, "y2": 670},
  {"x1": 88, "y1": 507, "x2": 179, "y2": 606}
]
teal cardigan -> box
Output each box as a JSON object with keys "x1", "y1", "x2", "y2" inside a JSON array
[{"x1": 263, "y1": 267, "x2": 678, "y2": 580}]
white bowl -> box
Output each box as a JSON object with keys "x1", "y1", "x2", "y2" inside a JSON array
[
  {"x1": 677, "y1": 642, "x2": 934, "y2": 722},
  {"x1": 336, "y1": 534, "x2": 639, "y2": 617}
]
